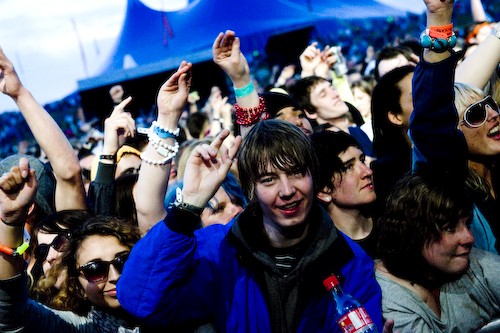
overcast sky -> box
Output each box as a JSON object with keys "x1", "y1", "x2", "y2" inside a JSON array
[
  {"x1": 0, "y1": 0, "x2": 188, "y2": 113},
  {"x1": 0, "y1": 0, "x2": 422, "y2": 113}
]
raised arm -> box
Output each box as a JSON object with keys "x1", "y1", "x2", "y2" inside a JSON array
[
  {"x1": 181, "y1": 130, "x2": 241, "y2": 209},
  {"x1": 455, "y1": 21, "x2": 500, "y2": 89},
  {"x1": 299, "y1": 42, "x2": 323, "y2": 78},
  {"x1": 87, "y1": 97, "x2": 135, "y2": 215},
  {"x1": 411, "y1": 0, "x2": 468, "y2": 174},
  {"x1": 0, "y1": 157, "x2": 37, "y2": 280},
  {"x1": 134, "y1": 61, "x2": 192, "y2": 235},
  {"x1": 213, "y1": 30, "x2": 259, "y2": 138},
  {"x1": 118, "y1": 129, "x2": 240, "y2": 326},
  {"x1": 0, "y1": 48, "x2": 86, "y2": 211},
  {"x1": 470, "y1": 0, "x2": 488, "y2": 22}
]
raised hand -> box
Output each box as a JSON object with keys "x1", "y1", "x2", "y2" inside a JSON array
[
  {"x1": 299, "y1": 42, "x2": 322, "y2": 77},
  {"x1": 212, "y1": 30, "x2": 250, "y2": 85},
  {"x1": 157, "y1": 61, "x2": 192, "y2": 119},
  {"x1": 423, "y1": 0, "x2": 454, "y2": 15},
  {"x1": 0, "y1": 157, "x2": 37, "y2": 225},
  {"x1": 181, "y1": 130, "x2": 242, "y2": 208},
  {"x1": 0, "y1": 47, "x2": 26, "y2": 100},
  {"x1": 102, "y1": 96, "x2": 135, "y2": 156}
]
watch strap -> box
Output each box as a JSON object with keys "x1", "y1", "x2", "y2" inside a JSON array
[{"x1": 172, "y1": 187, "x2": 204, "y2": 216}]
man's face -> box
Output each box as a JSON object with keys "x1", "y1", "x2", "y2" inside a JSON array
[
  {"x1": 308, "y1": 81, "x2": 349, "y2": 124},
  {"x1": 255, "y1": 166, "x2": 314, "y2": 241},
  {"x1": 329, "y1": 146, "x2": 376, "y2": 208}
]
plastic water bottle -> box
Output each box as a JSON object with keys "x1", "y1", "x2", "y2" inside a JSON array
[{"x1": 323, "y1": 275, "x2": 378, "y2": 333}]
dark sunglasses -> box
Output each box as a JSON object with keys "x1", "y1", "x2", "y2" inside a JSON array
[
  {"x1": 35, "y1": 232, "x2": 71, "y2": 260},
  {"x1": 77, "y1": 252, "x2": 130, "y2": 283},
  {"x1": 459, "y1": 95, "x2": 499, "y2": 128}
]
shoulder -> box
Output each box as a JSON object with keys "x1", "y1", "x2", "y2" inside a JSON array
[{"x1": 467, "y1": 248, "x2": 500, "y2": 277}]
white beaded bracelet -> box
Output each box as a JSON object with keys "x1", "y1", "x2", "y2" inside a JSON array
[
  {"x1": 148, "y1": 132, "x2": 179, "y2": 149},
  {"x1": 137, "y1": 122, "x2": 180, "y2": 139},
  {"x1": 140, "y1": 151, "x2": 176, "y2": 165},
  {"x1": 151, "y1": 141, "x2": 179, "y2": 157},
  {"x1": 152, "y1": 121, "x2": 180, "y2": 137}
]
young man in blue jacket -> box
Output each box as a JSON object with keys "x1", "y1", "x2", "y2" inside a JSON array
[
  {"x1": 118, "y1": 116, "x2": 383, "y2": 332},
  {"x1": 117, "y1": 31, "x2": 384, "y2": 332}
]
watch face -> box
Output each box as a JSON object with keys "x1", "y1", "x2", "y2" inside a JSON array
[{"x1": 175, "y1": 187, "x2": 183, "y2": 206}]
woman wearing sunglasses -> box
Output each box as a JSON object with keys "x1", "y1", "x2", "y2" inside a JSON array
[
  {"x1": 374, "y1": 1, "x2": 500, "y2": 331},
  {"x1": 28, "y1": 210, "x2": 93, "y2": 306},
  {"x1": 451, "y1": 20, "x2": 500, "y2": 254},
  {"x1": 0, "y1": 158, "x2": 141, "y2": 332}
]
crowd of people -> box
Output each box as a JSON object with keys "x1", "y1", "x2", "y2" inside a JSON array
[{"x1": 0, "y1": 0, "x2": 499, "y2": 332}]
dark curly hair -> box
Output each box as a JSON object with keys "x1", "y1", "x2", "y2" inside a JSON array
[{"x1": 57, "y1": 216, "x2": 140, "y2": 314}]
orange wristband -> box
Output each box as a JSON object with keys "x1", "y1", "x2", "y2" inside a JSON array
[{"x1": 429, "y1": 24, "x2": 453, "y2": 39}]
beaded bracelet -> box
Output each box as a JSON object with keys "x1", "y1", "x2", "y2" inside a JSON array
[
  {"x1": 140, "y1": 151, "x2": 177, "y2": 165},
  {"x1": 420, "y1": 30, "x2": 457, "y2": 53},
  {"x1": 0, "y1": 229, "x2": 31, "y2": 257},
  {"x1": 137, "y1": 121, "x2": 180, "y2": 139},
  {"x1": 151, "y1": 139, "x2": 179, "y2": 157},
  {"x1": 144, "y1": 132, "x2": 178, "y2": 164},
  {"x1": 235, "y1": 96, "x2": 269, "y2": 126}
]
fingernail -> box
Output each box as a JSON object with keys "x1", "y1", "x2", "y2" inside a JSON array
[{"x1": 21, "y1": 170, "x2": 28, "y2": 178}]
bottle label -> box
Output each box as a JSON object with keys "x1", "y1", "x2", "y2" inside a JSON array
[{"x1": 337, "y1": 307, "x2": 373, "y2": 333}]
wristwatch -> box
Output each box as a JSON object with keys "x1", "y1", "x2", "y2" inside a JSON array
[
  {"x1": 99, "y1": 154, "x2": 116, "y2": 162},
  {"x1": 171, "y1": 187, "x2": 204, "y2": 216}
]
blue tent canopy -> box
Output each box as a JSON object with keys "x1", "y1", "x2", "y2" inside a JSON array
[{"x1": 77, "y1": 0, "x2": 405, "y2": 91}]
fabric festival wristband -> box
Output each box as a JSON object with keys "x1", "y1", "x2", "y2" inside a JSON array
[
  {"x1": 234, "y1": 81, "x2": 255, "y2": 98},
  {"x1": 429, "y1": 24, "x2": 453, "y2": 39}
]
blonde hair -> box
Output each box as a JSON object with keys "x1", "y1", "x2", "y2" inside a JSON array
[{"x1": 453, "y1": 82, "x2": 485, "y2": 118}]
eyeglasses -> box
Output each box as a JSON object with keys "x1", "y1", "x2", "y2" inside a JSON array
[
  {"x1": 459, "y1": 95, "x2": 499, "y2": 128},
  {"x1": 77, "y1": 252, "x2": 130, "y2": 283},
  {"x1": 35, "y1": 232, "x2": 71, "y2": 260}
]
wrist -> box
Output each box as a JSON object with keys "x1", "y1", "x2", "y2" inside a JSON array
[
  {"x1": 174, "y1": 188, "x2": 205, "y2": 215},
  {"x1": 426, "y1": 13, "x2": 452, "y2": 28},
  {"x1": 301, "y1": 70, "x2": 314, "y2": 78},
  {"x1": 12, "y1": 86, "x2": 31, "y2": 104},
  {"x1": 0, "y1": 228, "x2": 30, "y2": 257},
  {"x1": 99, "y1": 154, "x2": 116, "y2": 164},
  {"x1": 1, "y1": 213, "x2": 28, "y2": 227},
  {"x1": 492, "y1": 28, "x2": 500, "y2": 40},
  {"x1": 156, "y1": 116, "x2": 181, "y2": 130},
  {"x1": 231, "y1": 76, "x2": 252, "y2": 88}
]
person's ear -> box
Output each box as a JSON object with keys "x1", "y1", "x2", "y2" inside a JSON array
[
  {"x1": 305, "y1": 109, "x2": 317, "y2": 120},
  {"x1": 387, "y1": 111, "x2": 403, "y2": 126},
  {"x1": 317, "y1": 187, "x2": 334, "y2": 204}
]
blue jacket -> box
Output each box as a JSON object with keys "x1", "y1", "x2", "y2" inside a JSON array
[{"x1": 118, "y1": 203, "x2": 383, "y2": 332}]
